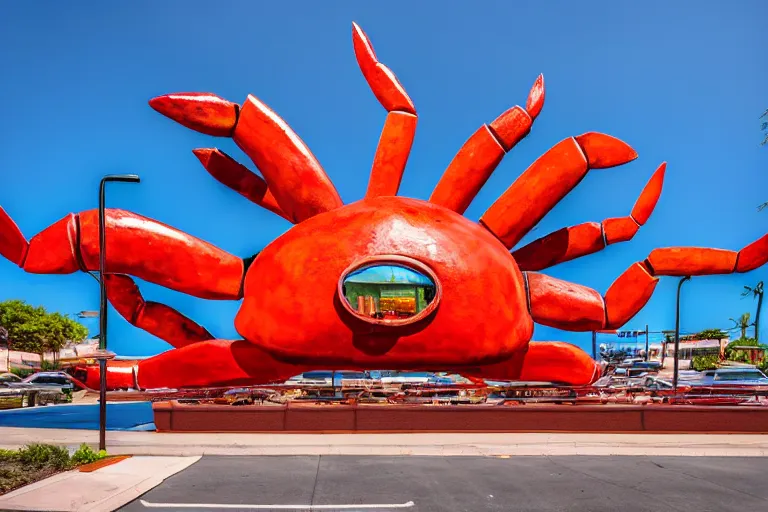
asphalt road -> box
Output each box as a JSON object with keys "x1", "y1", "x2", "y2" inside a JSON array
[{"x1": 121, "y1": 455, "x2": 768, "y2": 512}]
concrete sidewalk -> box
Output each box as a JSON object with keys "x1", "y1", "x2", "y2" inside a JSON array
[
  {"x1": 0, "y1": 455, "x2": 199, "y2": 512},
  {"x1": 1, "y1": 427, "x2": 767, "y2": 456}
]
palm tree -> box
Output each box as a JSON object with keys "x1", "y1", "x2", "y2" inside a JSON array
[
  {"x1": 762, "y1": 109, "x2": 768, "y2": 146},
  {"x1": 743, "y1": 282, "x2": 764, "y2": 341},
  {"x1": 730, "y1": 312, "x2": 752, "y2": 340}
]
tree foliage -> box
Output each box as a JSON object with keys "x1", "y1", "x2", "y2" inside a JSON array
[
  {"x1": 693, "y1": 328, "x2": 729, "y2": 340},
  {"x1": 761, "y1": 109, "x2": 768, "y2": 146},
  {"x1": 0, "y1": 300, "x2": 89, "y2": 356},
  {"x1": 724, "y1": 337, "x2": 768, "y2": 363},
  {"x1": 742, "y1": 282, "x2": 764, "y2": 341},
  {"x1": 692, "y1": 354, "x2": 719, "y2": 371},
  {"x1": 729, "y1": 312, "x2": 752, "y2": 340}
]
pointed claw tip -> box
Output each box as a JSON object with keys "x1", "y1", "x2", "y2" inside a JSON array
[
  {"x1": 525, "y1": 74, "x2": 545, "y2": 120},
  {"x1": 352, "y1": 21, "x2": 376, "y2": 62},
  {"x1": 575, "y1": 132, "x2": 637, "y2": 169},
  {"x1": 192, "y1": 148, "x2": 214, "y2": 168},
  {"x1": 631, "y1": 161, "x2": 667, "y2": 226},
  {"x1": 148, "y1": 92, "x2": 238, "y2": 137}
]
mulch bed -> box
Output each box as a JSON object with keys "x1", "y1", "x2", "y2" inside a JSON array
[{"x1": 0, "y1": 459, "x2": 63, "y2": 496}]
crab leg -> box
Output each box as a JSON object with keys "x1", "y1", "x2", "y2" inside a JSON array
[
  {"x1": 526, "y1": 233, "x2": 768, "y2": 331},
  {"x1": 513, "y1": 163, "x2": 666, "y2": 271},
  {"x1": 480, "y1": 133, "x2": 638, "y2": 249},
  {"x1": 352, "y1": 22, "x2": 418, "y2": 199},
  {"x1": 429, "y1": 75, "x2": 545, "y2": 215},
  {"x1": 150, "y1": 91, "x2": 343, "y2": 223},
  {"x1": 0, "y1": 207, "x2": 243, "y2": 300},
  {"x1": 136, "y1": 340, "x2": 306, "y2": 390},
  {"x1": 105, "y1": 274, "x2": 213, "y2": 348},
  {"x1": 465, "y1": 341, "x2": 601, "y2": 386},
  {"x1": 192, "y1": 148, "x2": 291, "y2": 222}
]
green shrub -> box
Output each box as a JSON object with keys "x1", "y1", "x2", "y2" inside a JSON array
[
  {"x1": 40, "y1": 360, "x2": 61, "y2": 371},
  {"x1": 0, "y1": 443, "x2": 110, "y2": 495},
  {"x1": 724, "y1": 338, "x2": 768, "y2": 363},
  {"x1": 9, "y1": 367, "x2": 35, "y2": 379},
  {"x1": 70, "y1": 444, "x2": 106, "y2": 466},
  {"x1": 17, "y1": 444, "x2": 70, "y2": 470},
  {"x1": 692, "y1": 354, "x2": 720, "y2": 371}
]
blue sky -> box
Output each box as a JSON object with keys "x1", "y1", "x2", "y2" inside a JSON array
[{"x1": 1, "y1": 1, "x2": 766, "y2": 357}]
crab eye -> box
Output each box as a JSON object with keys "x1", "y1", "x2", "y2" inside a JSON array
[{"x1": 338, "y1": 256, "x2": 441, "y2": 326}]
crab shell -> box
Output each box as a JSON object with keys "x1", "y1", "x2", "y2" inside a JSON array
[{"x1": 236, "y1": 196, "x2": 533, "y2": 367}]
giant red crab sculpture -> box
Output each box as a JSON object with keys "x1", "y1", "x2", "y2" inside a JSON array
[{"x1": 1, "y1": 24, "x2": 766, "y2": 391}]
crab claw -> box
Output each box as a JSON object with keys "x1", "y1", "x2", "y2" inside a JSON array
[
  {"x1": 352, "y1": 22, "x2": 416, "y2": 114},
  {"x1": 631, "y1": 162, "x2": 666, "y2": 225},
  {"x1": 148, "y1": 92, "x2": 239, "y2": 137},
  {"x1": 525, "y1": 74, "x2": 545, "y2": 120},
  {"x1": 574, "y1": 132, "x2": 638, "y2": 169}
]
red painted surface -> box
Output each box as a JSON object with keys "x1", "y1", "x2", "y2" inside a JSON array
[
  {"x1": 513, "y1": 163, "x2": 664, "y2": 271},
  {"x1": 138, "y1": 340, "x2": 304, "y2": 390},
  {"x1": 603, "y1": 217, "x2": 640, "y2": 244},
  {"x1": 153, "y1": 402, "x2": 768, "y2": 433},
  {"x1": 105, "y1": 274, "x2": 213, "y2": 348},
  {"x1": 429, "y1": 77, "x2": 540, "y2": 215},
  {"x1": 736, "y1": 234, "x2": 768, "y2": 272},
  {"x1": 351, "y1": 22, "x2": 416, "y2": 115},
  {"x1": 429, "y1": 126, "x2": 505, "y2": 214},
  {"x1": 470, "y1": 341, "x2": 600, "y2": 385},
  {"x1": 0, "y1": 207, "x2": 28, "y2": 266},
  {"x1": 192, "y1": 148, "x2": 289, "y2": 221},
  {"x1": 148, "y1": 92, "x2": 238, "y2": 137},
  {"x1": 2, "y1": 22, "x2": 766, "y2": 392},
  {"x1": 525, "y1": 74, "x2": 545, "y2": 120},
  {"x1": 631, "y1": 163, "x2": 666, "y2": 225},
  {"x1": 648, "y1": 247, "x2": 738, "y2": 276},
  {"x1": 366, "y1": 111, "x2": 418, "y2": 198},
  {"x1": 233, "y1": 96, "x2": 344, "y2": 223},
  {"x1": 237, "y1": 196, "x2": 533, "y2": 367},
  {"x1": 8, "y1": 209, "x2": 243, "y2": 299},
  {"x1": 573, "y1": 132, "x2": 638, "y2": 169},
  {"x1": 604, "y1": 262, "x2": 659, "y2": 328},
  {"x1": 514, "y1": 222, "x2": 604, "y2": 272},
  {"x1": 527, "y1": 272, "x2": 605, "y2": 331},
  {"x1": 480, "y1": 134, "x2": 638, "y2": 249}
]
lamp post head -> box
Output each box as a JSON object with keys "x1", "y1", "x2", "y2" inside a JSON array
[
  {"x1": 91, "y1": 348, "x2": 117, "y2": 361},
  {"x1": 103, "y1": 174, "x2": 141, "y2": 184}
]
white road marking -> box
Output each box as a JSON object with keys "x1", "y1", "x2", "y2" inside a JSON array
[{"x1": 139, "y1": 499, "x2": 415, "y2": 509}]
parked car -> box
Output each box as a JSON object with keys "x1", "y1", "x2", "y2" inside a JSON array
[
  {"x1": 0, "y1": 372, "x2": 26, "y2": 387},
  {"x1": 695, "y1": 368, "x2": 768, "y2": 386},
  {"x1": 21, "y1": 371, "x2": 78, "y2": 392}
]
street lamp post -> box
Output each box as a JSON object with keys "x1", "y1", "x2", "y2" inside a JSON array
[
  {"x1": 673, "y1": 276, "x2": 692, "y2": 391},
  {"x1": 97, "y1": 174, "x2": 140, "y2": 451}
]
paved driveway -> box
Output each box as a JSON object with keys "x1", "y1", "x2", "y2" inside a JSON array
[{"x1": 121, "y1": 455, "x2": 768, "y2": 511}]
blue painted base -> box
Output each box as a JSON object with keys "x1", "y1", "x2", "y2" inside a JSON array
[{"x1": 0, "y1": 402, "x2": 155, "y2": 431}]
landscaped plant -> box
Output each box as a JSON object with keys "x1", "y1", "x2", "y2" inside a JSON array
[
  {"x1": 0, "y1": 443, "x2": 108, "y2": 495},
  {"x1": 692, "y1": 354, "x2": 720, "y2": 371},
  {"x1": 9, "y1": 367, "x2": 34, "y2": 379},
  {"x1": 724, "y1": 337, "x2": 768, "y2": 363},
  {"x1": 693, "y1": 328, "x2": 729, "y2": 340},
  {"x1": 70, "y1": 444, "x2": 107, "y2": 466}
]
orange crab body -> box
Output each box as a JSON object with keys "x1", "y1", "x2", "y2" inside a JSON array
[{"x1": 238, "y1": 196, "x2": 532, "y2": 367}]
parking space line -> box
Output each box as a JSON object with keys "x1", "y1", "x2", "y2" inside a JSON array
[{"x1": 139, "y1": 499, "x2": 416, "y2": 509}]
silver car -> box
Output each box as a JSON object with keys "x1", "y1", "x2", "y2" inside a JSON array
[{"x1": 695, "y1": 368, "x2": 768, "y2": 386}]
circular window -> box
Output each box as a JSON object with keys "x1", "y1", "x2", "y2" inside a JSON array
[{"x1": 338, "y1": 255, "x2": 441, "y2": 326}]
